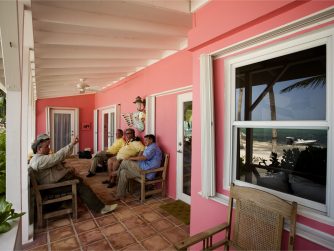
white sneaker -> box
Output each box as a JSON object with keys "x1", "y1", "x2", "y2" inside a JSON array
[{"x1": 100, "y1": 204, "x2": 118, "y2": 214}]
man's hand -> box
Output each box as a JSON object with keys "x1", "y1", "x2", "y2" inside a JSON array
[{"x1": 71, "y1": 136, "x2": 79, "y2": 145}]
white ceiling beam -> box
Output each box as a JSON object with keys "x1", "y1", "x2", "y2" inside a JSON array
[
  {"x1": 191, "y1": 0, "x2": 209, "y2": 12},
  {"x1": 36, "y1": 67, "x2": 136, "y2": 76},
  {"x1": 36, "y1": 73, "x2": 127, "y2": 82},
  {"x1": 32, "y1": 3, "x2": 190, "y2": 36},
  {"x1": 36, "y1": 58, "x2": 150, "y2": 68},
  {"x1": 37, "y1": 77, "x2": 121, "y2": 86},
  {"x1": 34, "y1": 45, "x2": 171, "y2": 59},
  {"x1": 123, "y1": 0, "x2": 190, "y2": 13},
  {"x1": 33, "y1": 0, "x2": 191, "y2": 26},
  {"x1": 34, "y1": 31, "x2": 187, "y2": 50},
  {"x1": 34, "y1": 20, "x2": 186, "y2": 39}
]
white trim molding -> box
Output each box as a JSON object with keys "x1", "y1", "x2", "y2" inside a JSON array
[
  {"x1": 145, "y1": 95, "x2": 155, "y2": 135},
  {"x1": 200, "y1": 54, "x2": 215, "y2": 198},
  {"x1": 93, "y1": 109, "x2": 98, "y2": 153},
  {"x1": 213, "y1": 6, "x2": 334, "y2": 59},
  {"x1": 146, "y1": 85, "x2": 192, "y2": 134}
]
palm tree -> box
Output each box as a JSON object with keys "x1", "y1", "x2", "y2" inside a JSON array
[{"x1": 280, "y1": 75, "x2": 325, "y2": 94}]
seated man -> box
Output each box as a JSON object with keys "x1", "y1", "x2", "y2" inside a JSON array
[
  {"x1": 103, "y1": 128, "x2": 144, "y2": 188},
  {"x1": 116, "y1": 134, "x2": 162, "y2": 199},
  {"x1": 86, "y1": 129, "x2": 125, "y2": 177},
  {"x1": 30, "y1": 133, "x2": 118, "y2": 214}
]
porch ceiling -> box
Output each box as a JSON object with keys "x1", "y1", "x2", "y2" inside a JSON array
[{"x1": 31, "y1": 0, "x2": 195, "y2": 99}]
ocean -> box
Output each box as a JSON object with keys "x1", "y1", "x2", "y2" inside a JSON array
[{"x1": 240, "y1": 128, "x2": 327, "y2": 146}]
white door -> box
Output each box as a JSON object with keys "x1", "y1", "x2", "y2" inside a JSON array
[
  {"x1": 48, "y1": 108, "x2": 78, "y2": 154},
  {"x1": 101, "y1": 107, "x2": 117, "y2": 150},
  {"x1": 176, "y1": 92, "x2": 192, "y2": 204}
]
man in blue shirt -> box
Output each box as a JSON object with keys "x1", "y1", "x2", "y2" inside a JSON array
[{"x1": 116, "y1": 134, "x2": 162, "y2": 199}]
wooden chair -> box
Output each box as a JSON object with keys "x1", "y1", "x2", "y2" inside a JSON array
[
  {"x1": 174, "y1": 183, "x2": 297, "y2": 250},
  {"x1": 131, "y1": 153, "x2": 169, "y2": 203},
  {"x1": 28, "y1": 167, "x2": 79, "y2": 228}
]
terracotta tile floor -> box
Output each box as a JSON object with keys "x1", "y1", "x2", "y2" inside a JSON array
[{"x1": 22, "y1": 194, "x2": 190, "y2": 251}]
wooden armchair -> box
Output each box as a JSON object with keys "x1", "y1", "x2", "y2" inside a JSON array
[
  {"x1": 131, "y1": 153, "x2": 169, "y2": 203},
  {"x1": 29, "y1": 167, "x2": 79, "y2": 228},
  {"x1": 175, "y1": 183, "x2": 297, "y2": 250}
]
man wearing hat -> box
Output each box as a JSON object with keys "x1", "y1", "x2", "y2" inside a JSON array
[{"x1": 30, "y1": 133, "x2": 118, "y2": 214}]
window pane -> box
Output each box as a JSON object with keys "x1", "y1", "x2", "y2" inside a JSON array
[
  {"x1": 236, "y1": 128, "x2": 327, "y2": 204},
  {"x1": 235, "y1": 45, "x2": 326, "y2": 121}
]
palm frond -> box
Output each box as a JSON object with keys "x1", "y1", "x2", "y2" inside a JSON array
[{"x1": 280, "y1": 75, "x2": 325, "y2": 94}]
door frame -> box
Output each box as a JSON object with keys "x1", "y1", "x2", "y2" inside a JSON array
[
  {"x1": 176, "y1": 92, "x2": 192, "y2": 204},
  {"x1": 46, "y1": 106, "x2": 79, "y2": 154},
  {"x1": 100, "y1": 104, "x2": 120, "y2": 150}
]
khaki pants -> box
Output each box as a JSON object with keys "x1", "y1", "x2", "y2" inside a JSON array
[
  {"x1": 116, "y1": 160, "x2": 141, "y2": 197},
  {"x1": 89, "y1": 151, "x2": 113, "y2": 173}
]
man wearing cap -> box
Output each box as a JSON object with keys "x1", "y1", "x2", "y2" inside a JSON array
[
  {"x1": 103, "y1": 128, "x2": 144, "y2": 188},
  {"x1": 30, "y1": 133, "x2": 118, "y2": 214},
  {"x1": 116, "y1": 134, "x2": 162, "y2": 199},
  {"x1": 86, "y1": 129, "x2": 125, "y2": 177}
]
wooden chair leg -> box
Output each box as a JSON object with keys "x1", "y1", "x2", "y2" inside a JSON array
[
  {"x1": 37, "y1": 202, "x2": 43, "y2": 228},
  {"x1": 72, "y1": 184, "x2": 77, "y2": 220},
  {"x1": 161, "y1": 182, "x2": 166, "y2": 197},
  {"x1": 140, "y1": 182, "x2": 145, "y2": 203}
]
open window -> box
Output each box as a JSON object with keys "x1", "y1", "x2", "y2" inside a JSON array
[
  {"x1": 223, "y1": 32, "x2": 333, "y2": 214},
  {"x1": 234, "y1": 45, "x2": 327, "y2": 206}
]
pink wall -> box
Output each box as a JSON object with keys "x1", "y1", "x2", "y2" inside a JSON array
[
  {"x1": 94, "y1": 50, "x2": 192, "y2": 198},
  {"x1": 35, "y1": 94, "x2": 95, "y2": 151},
  {"x1": 189, "y1": 0, "x2": 334, "y2": 250},
  {"x1": 94, "y1": 49, "x2": 192, "y2": 139}
]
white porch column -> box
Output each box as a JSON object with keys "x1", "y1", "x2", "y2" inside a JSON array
[{"x1": 0, "y1": 1, "x2": 23, "y2": 211}]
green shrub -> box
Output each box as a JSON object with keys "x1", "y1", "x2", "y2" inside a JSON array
[{"x1": 0, "y1": 196, "x2": 25, "y2": 233}]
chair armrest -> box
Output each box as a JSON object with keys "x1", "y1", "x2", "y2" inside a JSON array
[
  {"x1": 174, "y1": 223, "x2": 229, "y2": 250},
  {"x1": 140, "y1": 167, "x2": 164, "y2": 175},
  {"x1": 37, "y1": 179, "x2": 79, "y2": 190}
]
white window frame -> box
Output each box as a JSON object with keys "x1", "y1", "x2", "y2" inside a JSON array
[
  {"x1": 224, "y1": 28, "x2": 334, "y2": 219},
  {"x1": 200, "y1": 21, "x2": 334, "y2": 225}
]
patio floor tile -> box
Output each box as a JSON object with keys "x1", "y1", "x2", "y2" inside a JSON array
[
  {"x1": 78, "y1": 228, "x2": 104, "y2": 245},
  {"x1": 50, "y1": 236, "x2": 79, "y2": 250},
  {"x1": 24, "y1": 174, "x2": 189, "y2": 251},
  {"x1": 84, "y1": 239, "x2": 113, "y2": 251},
  {"x1": 107, "y1": 231, "x2": 136, "y2": 249},
  {"x1": 141, "y1": 234, "x2": 170, "y2": 251}
]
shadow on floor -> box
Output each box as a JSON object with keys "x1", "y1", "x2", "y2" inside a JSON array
[{"x1": 23, "y1": 159, "x2": 190, "y2": 251}]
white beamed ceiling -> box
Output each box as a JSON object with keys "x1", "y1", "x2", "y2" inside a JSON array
[{"x1": 31, "y1": 0, "x2": 197, "y2": 99}]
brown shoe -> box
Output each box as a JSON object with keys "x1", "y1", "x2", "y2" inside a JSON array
[
  {"x1": 107, "y1": 181, "x2": 116, "y2": 188},
  {"x1": 102, "y1": 180, "x2": 109, "y2": 184}
]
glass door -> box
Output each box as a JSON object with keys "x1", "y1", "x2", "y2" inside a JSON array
[
  {"x1": 177, "y1": 92, "x2": 192, "y2": 204},
  {"x1": 102, "y1": 107, "x2": 116, "y2": 150},
  {"x1": 50, "y1": 109, "x2": 76, "y2": 153}
]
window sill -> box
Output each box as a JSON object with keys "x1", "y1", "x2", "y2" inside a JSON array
[{"x1": 198, "y1": 191, "x2": 334, "y2": 250}]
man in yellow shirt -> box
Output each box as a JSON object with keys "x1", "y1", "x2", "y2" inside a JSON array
[
  {"x1": 87, "y1": 129, "x2": 125, "y2": 177},
  {"x1": 103, "y1": 128, "x2": 144, "y2": 187}
]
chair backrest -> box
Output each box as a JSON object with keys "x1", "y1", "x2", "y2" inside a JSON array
[
  {"x1": 161, "y1": 153, "x2": 169, "y2": 180},
  {"x1": 28, "y1": 167, "x2": 42, "y2": 201},
  {"x1": 228, "y1": 184, "x2": 297, "y2": 250}
]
